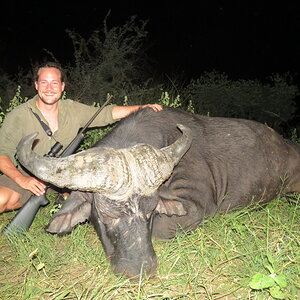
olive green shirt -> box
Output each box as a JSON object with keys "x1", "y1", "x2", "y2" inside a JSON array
[{"x1": 0, "y1": 95, "x2": 117, "y2": 165}]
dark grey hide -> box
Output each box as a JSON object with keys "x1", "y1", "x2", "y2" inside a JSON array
[{"x1": 25, "y1": 107, "x2": 300, "y2": 278}]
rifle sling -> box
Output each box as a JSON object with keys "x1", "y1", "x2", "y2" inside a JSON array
[{"x1": 30, "y1": 108, "x2": 52, "y2": 136}]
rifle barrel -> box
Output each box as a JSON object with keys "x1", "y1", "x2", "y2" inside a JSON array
[{"x1": 59, "y1": 95, "x2": 112, "y2": 157}]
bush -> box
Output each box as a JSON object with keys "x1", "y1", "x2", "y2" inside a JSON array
[
  {"x1": 0, "y1": 86, "x2": 28, "y2": 126},
  {"x1": 64, "y1": 14, "x2": 153, "y2": 105},
  {"x1": 183, "y1": 71, "x2": 298, "y2": 133},
  {"x1": 0, "y1": 70, "x2": 21, "y2": 110}
]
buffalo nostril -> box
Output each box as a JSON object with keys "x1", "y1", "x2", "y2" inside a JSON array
[{"x1": 113, "y1": 257, "x2": 158, "y2": 279}]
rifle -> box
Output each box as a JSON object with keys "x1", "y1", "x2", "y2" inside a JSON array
[{"x1": 3, "y1": 95, "x2": 112, "y2": 236}]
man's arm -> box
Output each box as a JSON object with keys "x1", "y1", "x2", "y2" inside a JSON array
[
  {"x1": 112, "y1": 104, "x2": 163, "y2": 120},
  {"x1": 0, "y1": 155, "x2": 46, "y2": 196}
]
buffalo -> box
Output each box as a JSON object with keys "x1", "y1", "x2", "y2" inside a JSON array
[{"x1": 16, "y1": 107, "x2": 300, "y2": 278}]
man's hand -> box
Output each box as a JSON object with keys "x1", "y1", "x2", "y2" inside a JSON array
[
  {"x1": 15, "y1": 175, "x2": 46, "y2": 196},
  {"x1": 140, "y1": 104, "x2": 163, "y2": 112},
  {"x1": 0, "y1": 155, "x2": 46, "y2": 196}
]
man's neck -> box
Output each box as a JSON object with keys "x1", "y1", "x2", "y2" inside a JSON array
[
  {"x1": 36, "y1": 99, "x2": 58, "y2": 114},
  {"x1": 36, "y1": 99, "x2": 59, "y2": 133}
]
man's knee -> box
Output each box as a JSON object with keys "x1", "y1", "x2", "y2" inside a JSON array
[{"x1": 0, "y1": 186, "x2": 22, "y2": 213}]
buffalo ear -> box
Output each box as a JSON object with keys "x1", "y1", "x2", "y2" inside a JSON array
[
  {"x1": 155, "y1": 199, "x2": 187, "y2": 216},
  {"x1": 45, "y1": 197, "x2": 92, "y2": 235}
]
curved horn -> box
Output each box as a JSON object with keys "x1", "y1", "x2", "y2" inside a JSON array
[
  {"x1": 16, "y1": 132, "x2": 57, "y2": 176},
  {"x1": 16, "y1": 125, "x2": 192, "y2": 197},
  {"x1": 161, "y1": 124, "x2": 192, "y2": 162},
  {"x1": 17, "y1": 133, "x2": 132, "y2": 192},
  {"x1": 126, "y1": 124, "x2": 192, "y2": 194}
]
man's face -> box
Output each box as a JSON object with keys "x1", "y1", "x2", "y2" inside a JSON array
[{"x1": 34, "y1": 67, "x2": 65, "y2": 105}]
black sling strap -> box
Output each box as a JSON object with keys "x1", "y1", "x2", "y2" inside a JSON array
[{"x1": 30, "y1": 108, "x2": 52, "y2": 136}]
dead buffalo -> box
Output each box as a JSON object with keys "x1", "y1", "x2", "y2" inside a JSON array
[{"x1": 16, "y1": 107, "x2": 300, "y2": 279}]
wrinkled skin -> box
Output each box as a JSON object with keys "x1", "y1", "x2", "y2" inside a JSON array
[
  {"x1": 91, "y1": 192, "x2": 159, "y2": 277},
  {"x1": 46, "y1": 191, "x2": 159, "y2": 277},
  {"x1": 27, "y1": 107, "x2": 300, "y2": 278}
]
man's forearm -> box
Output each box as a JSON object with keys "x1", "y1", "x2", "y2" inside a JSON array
[
  {"x1": 112, "y1": 106, "x2": 141, "y2": 120},
  {"x1": 112, "y1": 104, "x2": 163, "y2": 120},
  {"x1": 0, "y1": 155, "x2": 24, "y2": 182},
  {"x1": 0, "y1": 155, "x2": 46, "y2": 195}
]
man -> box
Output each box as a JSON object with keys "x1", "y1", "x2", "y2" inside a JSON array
[{"x1": 0, "y1": 62, "x2": 162, "y2": 213}]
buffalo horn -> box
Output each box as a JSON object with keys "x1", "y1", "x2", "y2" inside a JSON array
[{"x1": 16, "y1": 125, "x2": 192, "y2": 197}]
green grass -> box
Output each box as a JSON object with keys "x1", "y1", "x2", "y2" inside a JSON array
[{"x1": 0, "y1": 194, "x2": 299, "y2": 299}]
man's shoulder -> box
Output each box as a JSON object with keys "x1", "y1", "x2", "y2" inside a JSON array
[
  {"x1": 5, "y1": 97, "x2": 35, "y2": 116},
  {"x1": 60, "y1": 99, "x2": 91, "y2": 110},
  {"x1": 60, "y1": 98, "x2": 77, "y2": 106}
]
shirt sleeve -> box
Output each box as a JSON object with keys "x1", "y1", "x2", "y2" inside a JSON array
[
  {"x1": 67, "y1": 101, "x2": 118, "y2": 128},
  {"x1": 0, "y1": 108, "x2": 24, "y2": 165}
]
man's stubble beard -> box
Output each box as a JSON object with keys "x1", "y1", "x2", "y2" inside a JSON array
[{"x1": 38, "y1": 95, "x2": 61, "y2": 106}]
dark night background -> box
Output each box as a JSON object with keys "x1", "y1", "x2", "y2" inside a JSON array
[{"x1": 1, "y1": 1, "x2": 300, "y2": 82}]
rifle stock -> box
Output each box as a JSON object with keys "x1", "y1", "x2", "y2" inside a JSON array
[
  {"x1": 3, "y1": 194, "x2": 49, "y2": 236},
  {"x1": 3, "y1": 95, "x2": 112, "y2": 236}
]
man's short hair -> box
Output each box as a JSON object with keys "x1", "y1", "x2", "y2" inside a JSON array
[{"x1": 33, "y1": 61, "x2": 66, "y2": 83}]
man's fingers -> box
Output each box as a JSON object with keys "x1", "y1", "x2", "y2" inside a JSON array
[
  {"x1": 30, "y1": 180, "x2": 46, "y2": 195},
  {"x1": 142, "y1": 104, "x2": 163, "y2": 111}
]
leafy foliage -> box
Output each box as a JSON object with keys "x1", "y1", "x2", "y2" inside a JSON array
[
  {"x1": 64, "y1": 14, "x2": 152, "y2": 105},
  {"x1": 183, "y1": 71, "x2": 298, "y2": 133},
  {"x1": 249, "y1": 253, "x2": 289, "y2": 299},
  {"x1": 158, "y1": 91, "x2": 182, "y2": 108},
  {"x1": 0, "y1": 86, "x2": 28, "y2": 126}
]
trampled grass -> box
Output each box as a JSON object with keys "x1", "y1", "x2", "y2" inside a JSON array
[{"x1": 0, "y1": 194, "x2": 299, "y2": 299}]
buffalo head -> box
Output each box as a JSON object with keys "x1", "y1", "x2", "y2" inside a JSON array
[{"x1": 16, "y1": 124, "x2": 192, "y2": 278}]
